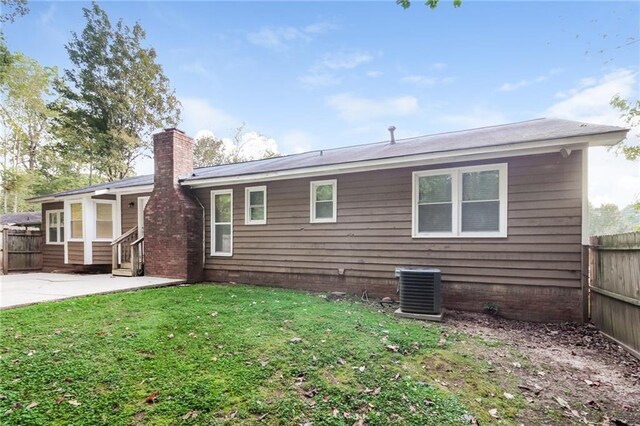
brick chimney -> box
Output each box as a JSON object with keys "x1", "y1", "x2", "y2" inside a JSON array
[{"x1": 144, "y1": 128, "x2": 204, "y2": 282}]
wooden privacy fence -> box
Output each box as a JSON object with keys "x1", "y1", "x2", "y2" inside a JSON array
[
  {"x1": 589, "y1": 232, "x2": 640, "y2": 359},
  {"x1": 0, "y1": 226, "x2": 43, "y2": 274}
]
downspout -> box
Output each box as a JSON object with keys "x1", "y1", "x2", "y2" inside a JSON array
[{"x1": 191, "y1": 190, "x2": 206, "y2": 270}]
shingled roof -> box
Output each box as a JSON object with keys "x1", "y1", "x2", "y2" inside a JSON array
[
  {"x1": 183, "y1": 118, "x2": 626, "y2": 182},
  {"x1": 29, "y1": 118, "x2": 627, "y2": 201}
]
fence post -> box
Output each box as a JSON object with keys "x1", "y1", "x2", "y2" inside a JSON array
[
  {"x1": 2, "y1": 228, "x2": 8, "y2": 275},
  {"x1": 581, "y1": 244, "x2": 589, "y2": 323}
]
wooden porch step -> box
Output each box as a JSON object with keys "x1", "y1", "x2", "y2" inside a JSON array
[
  {"x1": 121, "y1": 262, "x2": 132, "y2": 269},
  {"x1": 112, "y1": 268, "x2": 133, "y2": 277}
]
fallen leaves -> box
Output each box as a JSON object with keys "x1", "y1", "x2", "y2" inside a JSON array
[
  {"x1": 26, "y1": 401, "x2": 38, "y2": 409},
  {"x1": 488, "y1": 408, "x2": 499, "y2": 418},
  {"x1": 302, "y1": 388, "x2": 318, "y2": 398},
  {"x1": 289, "y1": 337, "x2": 303, "y2": 344},
  {"x1": 67, "y1": 400, "x2": 81, "y2": 407},
  {"x1": 181, "y1": 411, "x2": 198, "y2": 420},
  {"x1": 385, "y1": 345, "x2": 399, "y2": 352},
  {"x1": 145, "y1": 391, "x2": 159, "y2": 404}
]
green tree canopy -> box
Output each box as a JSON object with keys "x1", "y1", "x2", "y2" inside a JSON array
[
  {"x1": 610, "y1": 95, "x2": 640, "y2": 162},
  {"x1": 53, "y1": 2, "x2": 181, "y2": 182}
]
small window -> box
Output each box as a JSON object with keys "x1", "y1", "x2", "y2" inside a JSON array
[
  {"x1": 211, "y1": 189, "x2": 233, "y2": 256},
  {"x1": 46, "y1": 210, "x2": 64, "y2": 244},
  {"x1": 245, "y1": 186, "x2": 266, "y2": 225},
  {"x1": 310, "y1": 179, "x2": 337, "y2": 223},
  {"x1": 413, "y1": 164, "x2": 507, "y2": 238},
  {"x1": 70, "y1": 203, "x2": 83, "y2": 239},
  {"x1": 95, "y1": 202, "x2": 114, "y2": 239}
]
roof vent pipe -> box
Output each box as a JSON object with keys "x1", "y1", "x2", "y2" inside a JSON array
[{"x1": 388, "y1": 126, "x2": 396, "y2": 144}]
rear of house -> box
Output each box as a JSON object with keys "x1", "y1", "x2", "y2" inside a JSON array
[{"x1": 30, "y1": 118, "x2": 628, "y2": 322}]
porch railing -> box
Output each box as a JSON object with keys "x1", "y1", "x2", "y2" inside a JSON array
[{"x1": 111, "y1": 226, "x2": 144, "y2": 276}]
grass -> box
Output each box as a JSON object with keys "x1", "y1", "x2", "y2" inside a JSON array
[{"x1": 0, "y1": 284, "x2": 523, "y2": 425}]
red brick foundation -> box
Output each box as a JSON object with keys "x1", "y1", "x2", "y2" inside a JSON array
[
  {"x1": 144, "y1": 129, "x2": 204, "y2": 282},
  {"x1": 203, "y1": 269, "x2": 582, "y2": 322}
]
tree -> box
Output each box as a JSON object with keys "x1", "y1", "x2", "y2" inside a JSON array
[
  {"x1": 396, "y1": 0, "x2": 462, "y2": 10},
  {"x1": 589, "y1": 202, "x2": 639, "y2": 236},
  {"x1": 610, "y1": 95, "x2": 640, "y2": 162},
  {"x1": 1, "y1": 0, "x2": 30, "y2": 84},
  {"x1": 0, "y1": 0, "x2": 29, "y2": 24},
  {"x1": 193, "y1": 124, "x2": 279, "y2": 168},
  {"x1": 0, "y1": 52, "x2": 57, "y2": 212},
  {"x1": 193, "y1": 134, "x2": 225, "y2": 168},
  {"x1": 53, "y1": 2, "x2": 181, "y2": 182}
]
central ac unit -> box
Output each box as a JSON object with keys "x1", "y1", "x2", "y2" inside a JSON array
[{"x1": 395, "y1": 267, "x2": 442, "y2": 321}]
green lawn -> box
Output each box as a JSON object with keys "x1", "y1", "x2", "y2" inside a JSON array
[{"x1": 0, "y1": 284, "x2": 523, "y2": 425}]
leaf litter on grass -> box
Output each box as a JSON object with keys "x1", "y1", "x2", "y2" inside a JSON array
[{"x1": 1, "y1": 284, "x2": 528, "y2": 425}]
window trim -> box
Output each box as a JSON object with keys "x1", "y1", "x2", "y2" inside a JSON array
[
  {"x1": 412, "y1": 163, "x2": 508, "y2": 238},
  {"x1": 310, "y1": 179, "x2": 337, "y2": 223},
  {"x1": 244, "y1": 185, "x2": 267, "y2": 225},
  {"x1": 46, "y1": 210, "x2": 64, "y2": 245},
  {"x1": 93, "y1": 200, "x2": 116, "y2": 242},
  {"x1": 68, "y1": 201, "x2": 84, "y2": 241},
  {"x1": 211, "y1": 189, "x2": 233, "y2": 257}
]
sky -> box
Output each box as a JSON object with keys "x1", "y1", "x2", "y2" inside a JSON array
[{"x1": 4, "y1": 0, "x2": 640, "y2": 207}]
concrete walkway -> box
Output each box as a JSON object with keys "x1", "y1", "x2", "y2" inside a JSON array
[{"x1": 0, "y1": 273, "x2": 183, "y2": 309}]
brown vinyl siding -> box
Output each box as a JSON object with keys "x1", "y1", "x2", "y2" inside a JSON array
[
  {"x1": 92, "y1": 242, "x2": 111, "y2": 264},
  {"x1": 195, "y1": 151, "x2": 583, "y2": 290},
  {"x1": 67, "y1": 241, "x2": 84, "y2": 264},
  {"x1": 42, "y1": 202, "x2": 65, "y2": 270},
  {"x1": 121, "y1": 193, "x2": 152, "y2": 232}
]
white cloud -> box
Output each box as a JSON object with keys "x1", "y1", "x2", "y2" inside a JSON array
[
  {"x1": 544, "y1": 68, "x2": 639, "y2": 207},
  {"x1": 180, "y1": 97, "x2": 239, "y2": 136},
  {"x1": 298, "y1": 72, "x2": 341, "y2": 87},
  {"x1": 280, "y1": 130, "x2": 315, "y2": 154},
  {"x1": 194, "y1": 129, "x2": 279, "y2": 161},
  {"x1": 431, "y1": 62, "x2": 447, "y2": 70},
  {"x1": 222, "y1": 131, "x2": 278, "y2": 161},
  {"x1": 300, "y1": 50, "x2": 374, "y2": 87},
  {"x1": 546, "y1": 68, "x2": 635, "y2": 122},
  {"x1": 181, "y1": 61, "x2": 209, "y2": 77},
  {"x1": 326, "y1": 93, "x2": 419, "y2": 122},
  {"x1": 401, "y1": 75, "x2": 438, "y2": 86},
  {"x1": 39, "y1": 3, "x2": 56, "y2": 25},
  {"x1": 246, "y1": 21, "x2": 332, "y2": 50},
  {"x1": 366, "y1": 71, "x2": 383, "y2": 78},
  {"x1": 499, "y1": 67, "x2": 563, "y2": 92},
  {"x1": 321, "y1": 51, "x2": 373, "y2": 70}
]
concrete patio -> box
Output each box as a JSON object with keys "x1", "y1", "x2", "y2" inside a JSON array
[{"x1": 0, "y1": 273, "x2": 183, "y2": 309}]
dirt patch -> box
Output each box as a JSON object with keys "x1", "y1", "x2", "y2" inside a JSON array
[{"x1": 441, "y1": 310, "x2": 640, "y2": 425}]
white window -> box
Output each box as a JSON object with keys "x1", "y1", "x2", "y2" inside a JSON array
[
  {"x1": 310, "y1": 179, "x2": 337, "y2": 223},
  {"x1": 94, "y1": 201, "x2": 115, "y2": 240},
  {"x1": 46, "y1": 210, "x2": 64, "y2": 244},
  {"x1": 245, "y1": 185, "x2": 266, "y2": 225},
  {"x1": 413, "y1": 164, "x2": 507, "y2": 238},
  {"x1": 70, "y1": 202, "x2": 83, "y2": 239},
  {"x1": 211, "y1": 189, "x2": 233, "y2": 256}
]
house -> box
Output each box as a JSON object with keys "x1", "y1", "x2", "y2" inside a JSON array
[
  {"x1": 28, "y1": 118, "x2": 628, "y2": 322},
  {"x1": 0, "y1": 212, "x2": 42, "y2": 228}
]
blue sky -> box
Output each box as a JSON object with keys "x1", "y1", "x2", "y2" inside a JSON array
[{"x1": 5, "y1": 0, "x2": 640, "y2": 206}]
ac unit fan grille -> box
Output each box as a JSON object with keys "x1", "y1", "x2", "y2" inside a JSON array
[{"x1": 399, "y1": 269, "x2": 441, "y2": 315}]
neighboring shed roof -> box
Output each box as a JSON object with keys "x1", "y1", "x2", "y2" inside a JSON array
[
  {"x1": 0, "y1": 212, "x2": 42, "y2": 226},
  {"x1": 185, "y1": 118, "x2": 625, "y2": 182},
  {"x1": 29, "y1": 118, "x2": 627, "y2": 202}
]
